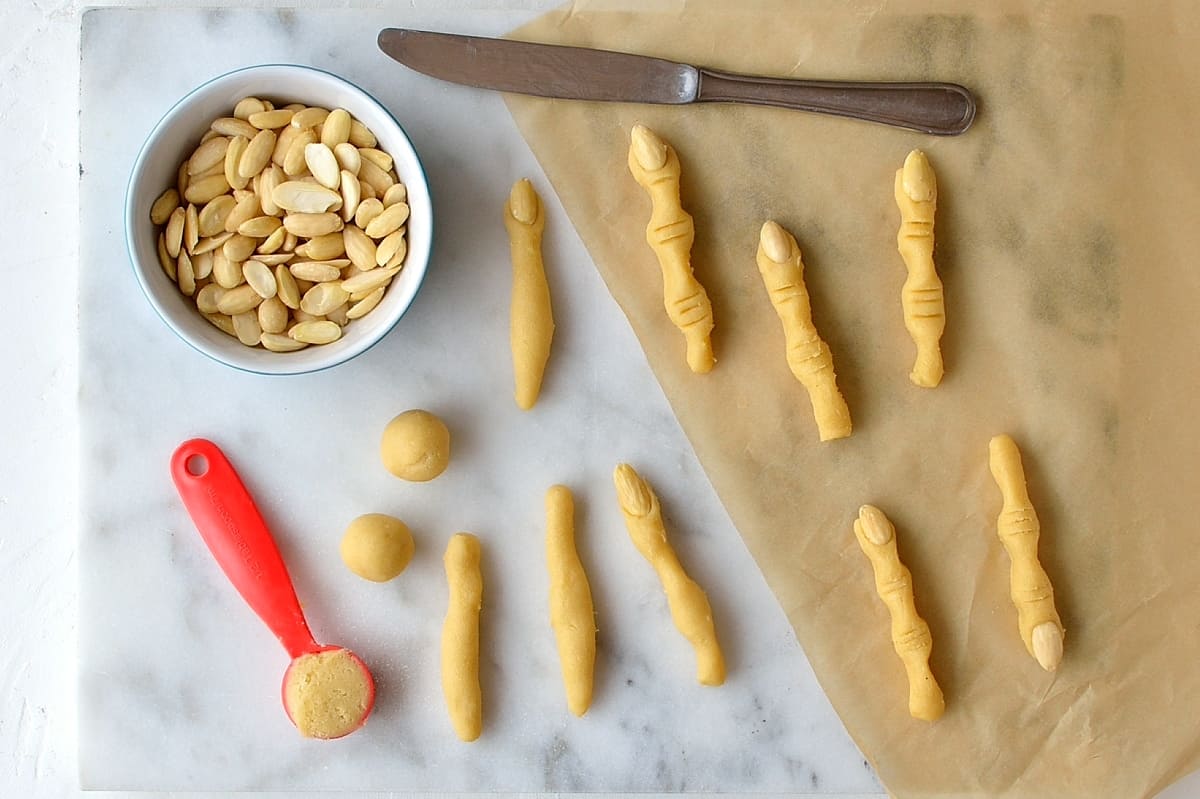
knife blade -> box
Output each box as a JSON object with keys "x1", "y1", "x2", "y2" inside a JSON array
[{"x1": 377, "y1": 28, "x2": 976, "y2": 136}]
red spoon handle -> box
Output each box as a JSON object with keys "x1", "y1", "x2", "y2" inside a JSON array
[{"x1": 171, "y1": 438, "x2": 318, "y2": 659}]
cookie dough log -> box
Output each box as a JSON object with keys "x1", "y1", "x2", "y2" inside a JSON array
[
  {"x1": 441, "y1": 533, "x2": 483, "y2": 741},
  {"x1": 989, "y1": 434, "x2": 1064, "y2": 672},
  {"x1": 546, "y1": 485, "x2": 597, "y2": 716},
  {"x1": 503, "y1": 178, "x2": 554, "y2": 410},
  {"x1": 628, "y1": 125, "x2": 715, "y2": 374},
  {"x1": 756, "y1": 221, "x2": 852, "y2": 441},
  {"x1": 894, "y1": 149, "x2": 945, "y2": 388},
  {"x1": 613, "y1": 464, "x2": 725, "y2": 686},
  {"x1": 853, "y1": 505, "x2": 945, "y2": 722}
]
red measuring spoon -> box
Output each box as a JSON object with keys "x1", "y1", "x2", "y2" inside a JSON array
[{"x1": 170, "y1": 438, "x2": 375, "y2": 738}]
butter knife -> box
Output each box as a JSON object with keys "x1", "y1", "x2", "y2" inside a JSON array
[{"x1": 377, "y1": 28, "x2": 976, "y2": 136}]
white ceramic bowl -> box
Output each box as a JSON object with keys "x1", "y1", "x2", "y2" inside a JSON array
[{"x1": 126, "y1": 64, "x2": 433, "y2": 375}]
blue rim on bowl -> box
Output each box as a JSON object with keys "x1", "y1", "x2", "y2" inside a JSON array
[{"x1": 125, "y1": 64, "x2": 434, "y2": 376}]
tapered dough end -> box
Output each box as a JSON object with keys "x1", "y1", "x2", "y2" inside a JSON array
[
  {"x1": 508, "y1": 178, "x2": 540, "y2": 225},
  {"x1": 613, "y1": 463, "x2": 655, "y2": 517},
  {"x1": 857, "y1": 505, "x2": 896, "y2": 545},
  {"x1": 909, "y1": 353, "x2": 944, "y2": 388},
  {"x1": 630, "y1": 124, "x2": 668, "y2": 170},
  {"x1": 698, "y1": 652, "x2": 727, "y2": 687},
  {"x1": 1032, "y1": 622, "x2": 1065, "y2": 671},
  {"x1": 685, "y1": 340, "x2": 716, "y2": 374},
  {"x1": 759, "y1": 220, "x2": 794, "y2": 264},
  {"x1": 902, "y1": 149, "x2": 937, "y2": 203},
  {"x1": 988, "y1": 434, "x2": 1024, "y2": 490}
]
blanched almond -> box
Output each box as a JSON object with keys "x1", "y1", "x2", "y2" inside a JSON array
[
  {"x1": 345, "y1": 286, "x2": 385, "y2": 319},
  {"x1": 223, "y1": 234, "x2": 258, "y2": 263},
  {"x1": 150, "y1": 188, "x2": 180, "y2": 225},
  {"x1": 358, "y1": 148, "x2": 393, "y2": 173},
  {"x1": 300, "y1": 282, "x2": 350, "y2": 316},
  {"x1": 357, "y1": 157, "x2": 393, "y2": 195},
  {"x1": 289, "y1": 320, "x2": 342, "y2": 344},
  {"x1": 243, "y1": 260, "x2": 277, "y2": 299},
  {"x1": 340, "y1": 265, "x2": 400, "y2": 294},
  {"x1": 212, "y1": 117, "x2": 258, "y2": 139},
  {"x1": 382, "y1": 183, "x2": 407, "y2": 207},
  {"x1": 224, "y1": 135, "x2": 250, "y2": 190},
  {"x1": 275, "y1": 265, "x2": 301, "y2": 309},
  {"x1": 289, "y1": 261, "x2": 342, "y2": 282},
  {"x1": 295, "y1": 232, "x2": 345, "y2": 260},
  {"x1": 224, "y1": 193, "x2": 262, "y2": 233},
  {"x1": 192, "y1": 249, "x2": 214, "y2": 280},
  {"x1": 183, "y1": 203, "x2": 200, "y2": 253},
  {"x1": 271, "y1": 124, "x2": 300, "y2": 167},
  {"x1": 333, "y1": 142, "x2": 360, "y2": 174},
  {"x1": 157, "y1": 232, "x2": 176, "y2": 280},
  {"x1": 304, "y1": 143, "x2": 340, "y2": 189},
  {"x1": 233, "y1": 97, "x2": 267, "y2": 120},
  {"x1": 343, "y1": 224, "x2": 376, "y2": 270},
  {"x1": 217, "y1": 284, "x2": 264, "y2": 315},
  {"x1": 165, "y1": 207, "x2": 185, "y2": 258},
  {"x1": 184, "y1": 174, "x2": 231, "y2": 205},
  {"x1": 321, "y1": 108, "x2": 352, "y2": 147},
  {"x1": 198, "y1": 195, "x2": 235, "y2": 237},
  {"x1": 248, "y1": 109, "x2": 295, "y2": 129},
  {"x1": 283, "y1": 128, "x2": 317, "y2": 176},
  {"x1": 290, "y1": 106, "x2": 329, "y2": 129},
  {"x1": 257, "y1": 296, "x2": 289, "y2": 334},
  {"x1": 257, "y1": 225, "x2": 287, "y2": 255},
  {"x1": 363, "y1": 202, "x2": 408, "y2": 239},
  {"x1": 258, "y1": 164, "x2": 283, "y2": 216},
  {"x1": 339, "y1": 171, "x2": 361, "y2": 222},
  {"x1": 212, "y1": 251, "x2": 244, "y2": 289},
  {"x1": 254, "y1": 252, "x2": 295, "y2": 266},
  {"x1": 187, "y1": 136, "x2": 230, "y2": 175},
  {"x1": 232, "y1": 311, "x2": 262, "y2": 346},
  {"x1": 353, "y1": 198, "x2": 384, "y2": 229},
  {"x1": 375, "y1": 229, "x2": 406, "y2": 266},
  {"x1": 192, "y1": 231, "x2": 234, "y2": 255},
  {"x1": 195, "y1": 283, "x2": 225, "y2": 314},
  {"x1": 261, "y1": 331, "x2": 308, "y2": 352},
  {"x1": 177, "y1": 251, "x2": 196, "y2": 296},
  {"x1": 204, "y1": 312, "x2": 237, "y2": 337},
  {"x1": 272, "y1": 180, "x2": 341, "y2": 213},
  {"x1": 348, "y1": 119, "x2": 376, "y2": 148},
  {"x1": 238, "y1": 215, "x2": 282, "y2": 238},
  {"x1": 239, "y1": 129, "x2": 276, "y2": 179},
  {"x1": 283, "y1": 212, "x2": 343, "y2": 237}
]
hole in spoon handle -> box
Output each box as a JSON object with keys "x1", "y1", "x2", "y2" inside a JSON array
[{"x1": 170, "y1": 438, "x2": 319, "y2": 659}]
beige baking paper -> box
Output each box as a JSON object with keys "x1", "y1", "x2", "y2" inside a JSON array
[{"x1": 504, "y1": 1, "x2": 1200, "y2": 797}]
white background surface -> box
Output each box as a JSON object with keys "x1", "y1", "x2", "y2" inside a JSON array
[{"x1": 2, "y1": 1, "x2": 1197, "y2": 797}]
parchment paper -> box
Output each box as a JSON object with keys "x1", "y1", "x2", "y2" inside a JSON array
[{"x1": 504, "y1": 1, "x2": 1200, "y2": 796}]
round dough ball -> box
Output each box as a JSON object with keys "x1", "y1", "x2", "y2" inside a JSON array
[
  {"x1": 340, "y1": 513, "x2": 415, "y2": 582},
  {"x1": 380, "y1": 409, "x2": 450, "y2": 482}
]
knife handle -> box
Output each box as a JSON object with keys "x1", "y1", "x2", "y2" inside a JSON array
[{"x1": 696, "y1": 68, "x2": 976, "y2": 136}]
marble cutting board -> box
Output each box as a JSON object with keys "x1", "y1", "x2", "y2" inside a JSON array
[{"x1": 77, "y1": 4, "x2": 881, "y2": 793}]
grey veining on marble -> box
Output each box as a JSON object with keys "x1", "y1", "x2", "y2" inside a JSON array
[{"x1": 78, "y1": 6, "x2": 880, "y2": 793}]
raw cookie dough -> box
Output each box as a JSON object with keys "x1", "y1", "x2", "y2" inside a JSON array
[
  {"x1": 504, "y1": 178, "x2": 555, "y2": 410},
  {"x1": 340, "y1": 513, "x2": 414, "y2": 582},
  {"x1": 894, "y1": 149, "x2": 946, "y2": 388},
  {"x1": 282, "y1": 648, "x2": 374, "y2": 739},
  {"x1": 442, "y1": 533, "x2": 483, "y2": 742},
  {"x1": 380, "y1": 409, "x2": 450, "y2": 482}
]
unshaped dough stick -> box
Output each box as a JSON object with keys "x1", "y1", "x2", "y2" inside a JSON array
[
  {"x1": 441, "y1": 533, "x2": 483, "y2": 741},
  {"x1": 503, "y1": 178, "x2": 554, "y2": 410},
  {"x1": 546, "y1": 485, "x2": 596, "y2": 716},
  {"x1": 894, "y1": 149, "x2": 946, "y2": 388},
  {"x1": 613, "y1": 463, "x2": 725, "y2": 686},
  {"x1": 756, "y1": 220, "x2": 852, "y2": 441},
  {"x1": 627, "y1": 125, "x2": 715, "y2": 374},
  {"x1": 853, "y1": 505, "x2": 945, "y2": 722},
  {"x1": 988, "y1": 434, "x2": 1064, "y2": 672}
]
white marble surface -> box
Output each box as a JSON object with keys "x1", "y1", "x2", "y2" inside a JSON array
[
  {"x1": 1, "y1": 1, "x2": 1198, "y2": 797},
  {"x1": 76, "y1": 4, "x2": 875, "y2": 794}
]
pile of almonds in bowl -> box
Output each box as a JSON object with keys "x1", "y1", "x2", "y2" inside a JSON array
[{"x1": 149, "y1": 97, "x2": 410, "y2": 352}]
